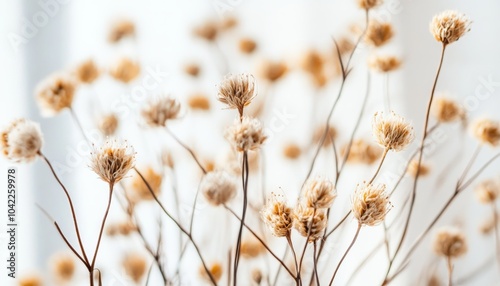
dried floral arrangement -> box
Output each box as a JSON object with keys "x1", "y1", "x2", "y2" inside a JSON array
[{"x1": 3, "y1": 2, "x2": 500, "y2": 286}]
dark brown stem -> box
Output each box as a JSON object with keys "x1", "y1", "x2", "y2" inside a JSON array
[
  {"x1": 328, "y1": 223, "x2": 362, "y2": 285},
  {"x1": 90, "y1": 183, "x2": 114, "y2": 269},
  {"x1": 165, "y1": 127, "x2": 207, "y2": 174},
  {"x1": 286, "y1": 235, "x2": 300, "y2": 286},
  {"x1": 313, "y1": 242, "x2": 320, "y2": 286},
  {"x1": 233, "y1": 151, "x2": 249, "y2": 285}
]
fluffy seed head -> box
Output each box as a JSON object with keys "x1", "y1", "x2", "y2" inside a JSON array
[
  {"x1": 225, "y1": 116, "x2": 266, "y2": 152},
  {"x1": 474, "y1": 179, "x2": 499, "y2": 204},
  {"x1": 98, "y1": 113, "x2": 119, "y2": 136},
  {"x1": 122, "y1": 253, "x2": 147, "y2": 283},
  {"x1": 1, "y1": 119, "x2": 43, "y2": 162},
  {"x1": 35, "y1": 73, "x2": 76, "y2": 116},
  {"x1": 430, "y1": 11, "x2": 471, "y2": 45},
  {"x1": 141, "y1": 96, "x2": 181, "y2": 127},
  {"x1": 199, "y1": 262, "x2": 223, "y2": 283},
  {"x1": 368, "y1": 55, "x2": 401, "y2": 73},
  {"x1": 342, "y1": 139, "x2": 382, "y2": 165},
  {"x1": 357, "y1": 0, "x2": 382, "y2": 10},
  {"x1": 217, "y1": 74, "x2": 257, "y2": 117},
  {"x1": 365, "y1": 20, "x2": 394, "y2": 47},
  {"x1": 313, "y1": 125, "x2": 337, "y2": 148},
  {"x1": 261, "y1": 193, "x2": 293, "y2": 237},
  {"x1": 352, "y1": 182, "x2": 391, "y2": 226},
  {"x1": 432, "y1": 97, "x2": 465, "y2": 123},
  {"x1": 302, "y1": 177, "x2": 336, "y2": 209},
  {"x1": 109, "y1": 19, "x2": 135, "y2": 43},
  {"x1": 201, "y1": 171, "x2": 237, "y2": 206},
  {"x1": 239, "y1": 38, "x2": 257, "y2": 54},
  {"x1": 407, "y1": 159, "x2": 430, "y2": 177},
  {"x1": 471, "y1": 118, "x2": 500, "y2": 146},
  {"x1": 50, "y1": 253, "x2": 75, "y2": 282},
  {"x1": 292, "y1": 204, "x2": 327, "y2": 242},
  {"x1": 283, "y1": 143, "x2": 302, "y2": 159},
  {"x1": 90, "y1": 140, "x2": 135, "y2": 184},
  {"x1": 188, "y1": 93, "x2": 211, "y2": 111},
  {"x1": 372, "y1": 111, "x2": 414, "y2": 151},
  {"x1": 240, "y1": 238, "x2": 265, "y2": 259},
  {"x1": 193, "y1": 21, "x2": 218, "y2": 41},
  {"x1": 74, "y1": 59, "x2": 100, "y2": 84},
  {"x1": 109, "y1": 58, "x2": 140, "y2": 83},
  {"x1": 301, "y1": 50, "x2": 324, "y2": 76},
  {"x1": 479, "y1": 213, "x2": 498, "y2": 235},
  {"x1": 259, "y1": 60, "x2": 288, "y2": 82},
  {"x1": 128, "y1": 166, "x2": 162, "y2": 202},
  {"x1": 433, "y1": 226, "x2": 467, "y2": 258},
  {"x1": 184, "y1": 63, "x2": 201, "y2": 77}
]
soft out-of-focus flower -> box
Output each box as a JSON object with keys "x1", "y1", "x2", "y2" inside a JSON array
[
  {"x1": 433, "y1": 226, "x2": 468, "y2": 258},
  {"x1": 35, "y1": 73, "x2": 76, "y2": 116},
  {"x1": 201, "y1": 171, "x2": 237, "y2": 206},
  {"x1": 471, "y1": 118, "x2": 500, "y2": 146},
  {"x1": 141, "y1": 96, "x2": 181, "y2": 127},
  {"x1": 302, "y1": 177, "x2": 336, "y2": 209},
  {"x1": 109, "y1": 58, "x2": 140, "y2": 83},
  {"x1": 225, "y1": 116, "x2": 266, "y2": 152},
  {"x1": 1, "y1": 118, "x2": 43, "y2": 162}
]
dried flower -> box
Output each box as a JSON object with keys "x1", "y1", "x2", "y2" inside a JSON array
[
  {"x1": 365, "y1": 20, "x2": 394, "y2": 47},
  {"x1": 199, "y1": 262, "x2": 223, "y2": 283},
  {"x1": 302, "y1": 177, "x2": 336, "y2": 209},
  {"x1": 220, "y1": 16, "x2": 238, "y2": 30},
  {"x1": 193, "y1": 21, "x2": 218, "y2": 41},
  {"x1": 122, "y1": 253, "x2": 147, "y2": 283},
  {"x1": 471, "y1": 118, "x2": 500, "y2": 146},
  {"x1": 430, "y1": 11, "x2": 471, "y2": 46},
  {"x1": 1, "y1": 119, "x2": 43, "y2": 162},
  {"x1": 293, "y1": 204, "x2": 327, "y2": 242},
  {"x1": 35, "y1": 73, "x2": 76, "y2": 116},
  {"x1": 239, "y1": 38, "x2": 257, "y2": 54},
  {"x1": 217, "y1": 74, "x2": 257, "y2": 117},
  {"x1": 50, "y1": 253, "x2": 75, "y2": 282},
  {"x1": 90, "y1": 140, "x2": 135, "y2": 184},
  {"x1": 474, "y1": 179, "x2": 499, "y2": 204},
  {"x1": 479, "y1": 213, "x2": 498, "y2": 235},
  {"x1": 106, "y1": 221, "x2": 136, "y2": 236},
  {"x1": 259, "y1": 60, "x2": 288, "y2": 82},
  {"x1": 352, "y1": 182, "x2": 390, "y2": 226},
  {"x1": 301, "y1": 50, "x2": 324, "y2": 76},
  {"x1": 109, "y1": 58, "x2": 140, "y2": 83},
  {"x1": 335, "y1": 36, "x2": 355, "y2": 56},
  {"x1": 357, "y1": 0, "x2": 382, "y2": 10},
  {"x1": 98, "y1": 113, "x2": 119, "y2": 136},
  {"x1": 372, "y1": 111, "x2": 414, "y2": 151},
  {"x1": 432, "y1": 97, "x2": 465, "y2": 123},
  {"x1": 18, "y1": 274, "x2": 43, "y2": 286},
  {"x1": 240, "y1": 239, "x2": 265, "y2": 259},
  {"x1": 252, "y1": 269, "x2": 263, "y2": 284},
  {"x1": 109, "y1": 19, "x2": 135, "y2": 43},
  {"x1": 261, "y1": 193, "x2": 293, "y2": 237},
  {"x1": 74, "y1": 59, "x2": 100, "y2": 84},
  {"x1": 407, "y1": 159, "x2": 430, "y2": 177},
  {"x1": 433, "y1": 226, "x2": 467, "y2": 258},
  {"x1": 283, "y1": 143, "x2": 302, "y2": 159},
  {"x1": 225, "y1": 116, "x2": 266, "y2": 152},
  {"x1": 184, "y1": 63, "x2": 201, "y2": 77},
  {"x1": 141, "y1": 96, "x2": 181, "y2": 127},
  {"x1": 368, "y1": 55, "x2": 401, "y2": 73},
  {"x1": 128, "y1": 166, "x2": 162, "y2": 202},
  {"x1": 161, "y1": 150, "x2": 174, "y2": 168},
  {"x1": 342, "y1": 139, "x2": 382, "y2": 165},
  {"x1": 313, "y1": 125, "x2": 338, "y2": 148},
  {"x1": 188, "y1": 93, "x2": 211, "y2": 111},
  {"x1": 201, "y1": 171, "x2": 237, "y2": 206},
  {"x1": 427, "y1": 275, "x2": 442, "y2": 286}
]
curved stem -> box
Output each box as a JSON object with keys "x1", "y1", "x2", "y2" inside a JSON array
[
  {"x1": 368, "y1": 148, "x2": 389, "y2": 184},
  {"x1": 328, "y1": 224, "x2": 362, "y2": 285},
  {"x1": 233, "y1": 151, "x2": 249, "y2": 285},
  {"x1": 165, "y1": 127, "x2": 207, "y2": 174},
  {"x1": 286, "y1": 235, "x2": 300, "y2": 286},
  {"x1": 90, "y1": 183, "x2": 114, "y2": 269},
  {"x1": 69, "y1": 107, "x2": 90, "y2": 143}
]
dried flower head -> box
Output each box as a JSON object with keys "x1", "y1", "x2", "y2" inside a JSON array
[
  {"x1": 365, "y1": 20, "x2": 394, "y2": 47},
  {"x1": 199, "y1": 262, "x2": 223, "y2": 283},
  {"x1": 432, "y1": 97, "x2": 465, "y2": 123},
  {"x1": 283, "y1": 143, "x2": 302, "y2": 159},
  {"x1": 109, "y1": 58, "x2": 140, "y2": 83},
  {"x1": 342, "y1": 139, "x2": 382, "y2": 165},
  {"x1": 98, "y1": 113, "x2": 119, "y2": 136},
  {"x1": 335, "y1": 36, "x2": 355, "y2": 56},
  {"x1": 433, "y1": 226, "x2": 467, "y2": 258},
  {"x1": 357, "y1": 0, "x2": 382, "y2": 10},
  {"x1": 35, "y1": 73, "x2": 76, "y2": 116},
  {"x1": 141, "y1": 96, "x2": 181, "y2": 127},
  {"x1": 74, "y1": 59, "x2": 100, "y2": 84},
  {"x1": 479, "y1": 213, "x2": 498, "y2": 235},
  {"x1": 302, "y1": 177, "x2": 336, "y2": 209},
  {"x1": 368, "y1": 55, "x2": 402, "y2": 73},
  {"x1": 161, "y1": 150, "x2": 174, "y2": 168},
  {"x1": 1, "y1": 118, "x2": 43, "y2": 162},
  {"x1": 372, "y1": 111, "x2": 414, "y2": 151},
  {"x1": 259, "y1": 60, "x2": 288, "y2": 82},
  {"x1": 50, "y1": 253, "x2": 75, "y2": 282},
  {"x1": 220, "y1": 16, "x2": 238, "y2": 30},
  {"x1": 201, "y1": 171, "x2": 237, "y2": 206},
  {"x1": 217, "y1": 74, "x2": 257, "y2": 117},
  {"x1": 239, "y1": 38, "x2": 257, "y2": 54},
  {"x1": 109, "y1": 19, "x2": 135, "y2": 43},
  {"x1": 106, "y1": 221, "x2": 136, "y2": 236},
  {"x1": 261, "y1": 193, "x2": 293, "y2": 237},
  {"x1": 122, "y1": 253, "x2": 147, "y2": 283},
  {"x1": 225, "y1": 116, "x2": 266, "y2": 152},
  {"x1": 407, "y1": 159, "x2": 430, "y2": 177},
  {"x1": 352, "y1": 182, "x2": 390, "y2": 226},
  {"x1": 427, "y1": 275, "x2": 442, "y2": 286},
  {"x1": 18, "y1": 274, "x2": 43, "y2": 286},
  {"x1": 129, "y1": 166, "x2": 162, "y2": 202},
  {"x1": 184, "y1": 63, "x2": 201, "y2": 77},
  {"x1": 193, "y1": 21, "x2": 218, "y2": 41},
  {"x1": 90, "y1": 140, "x2": 135, "y2": 184},
  {"x1": 188, "y1": 93, "x2": 211, "y2": 111},
  {"x1": 293, "y1": 204, "x2": 327, "y2": 242},
  {"x1": 313, "y1": 125, "x2": 338, "y2": 148},
  {"x1": 471, "y1": 118, "x2": 500, "y2": 146},
  {"x1": 240, "y1": 239, "x2": 265, "y2": 259},
  {"x1": 301, "y1": 50, "x2": 324, "y2": 75},
  {"x1": 474, "y1": 179, "x2": 499, "y2": 204},
  {"x1": 252, "y1": 269, "x2": 263, "y2": 284},
  {"x1": 203, "y1": 159, "x2": 215, "y2": 173},
  {"x1": 430, "y1": 11, "x2": 471, "y2": 45}
]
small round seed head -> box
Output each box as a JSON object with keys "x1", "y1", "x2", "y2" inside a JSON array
[
  {"x1": 352, "y1": 182, "x2": 391, "y2": 226},
  {"x1": 90, "y1": 140, "x2": 135, "y2": 184},
  {"x1": 184, "y1": 63, "x2": 200, "y2": 77},
  {"x1": 365, "y1": 20, "x2": 394, "y2": 47},
  {"x1": 471, "y1": 118, "x2": 500, "y2": 146},
  {"x1": 432, "y1": 97, "x2": 465, "y2": 123},
  {"x1": 368, "y1": 55, "x2": 401, "y2": 73},
  {"x1": 122, "y1": 253, "x2": 147, "y2": 283},
  {"x1": 427, "y1": 275, "x2": 442, "y2": 286},
  {"x1": 479, "y1": 213, "x2": 498, "y2": 235},
  {"x1": 357, "y1": 0, "x2": 382, "y2": 10},
  {"x1": 201, "y1": 171, "x2": 237, "y2": 206},
  {"x1": 292, "y1": 204, "x2": 327, "y2": 242},
  {"x1": 109, "y1": 58, "x2": 140, "y2": 83},
  {"x1": 240, "y1": 238, "x2": 265, "y2": 259},
  {"x1": 141, "y1": 96, "x2": 181, "y2": 127},
  {"x1": 225, "y1": 116, "x2": 266, "y2": 152},
  {"x1": 1, "y1": 118, "x2": 43, "y2": 163},
  {"x1": 261, "y1": 193, "x2": 293, "y2": 237},
  {"x1": 342, "y1": 139, "x2": 382, "y2": 165},
  {"x1": 259, "y1": 60, "x2": 288, "y2": 82},
  {"x1": 252, "y1": 269, "x2": 263, "y2": 284},
  {"x1": 372, "y1": 111, "x2": 414, "y2": 151},
  {"x1": 74, "y1": 59, "x2": 100, "y2": 84},
  {"x1": 188, "y1": 93, "x2": 211, "y2": 111},
  {"x1": 335, "y1": 36, "x2": 355, "y2": 56},
  {"x1": 302, "y1": 177, "x2": 336, "y2": 209},
  {"x1": 199, "y1": 262, "x2": 223, "y2": 283},
  {"x1": 433, "y1": 226, "x2": 467, "y2": 258},
  {"x1": 407, "y1": 159, "x2": 431, "y2": 177},
  {"x1": 430, "y1": 11, "x2": 471, "y2": 46},
  {"x1": 193, "y1": 21, "x2": 218, "y2": 41},
  {"x1": 18, "y1": 274, "x2": 43, "y2": 286},
  {"x1": 313, "y1": 125, "x2": 338, "y2": 148},
  {"x1": 98, "y1": 113, "x2": 119, "y2": 136},
  {"x1": 220, "y1": 16, "x2": 238, "y2": 30},
  {"x1": 301, "y1": 50, "x2": 324, "y2": 75},
  {"x1": 50, "y1": 253, "x2": 75, "y2": 282},
  {"x1": 283, "y1": 143, "x2": 302, "y2": 159},
  {"x1": 108, "y1": 19, "x2": 135, "y2": 43},
  {"x1": 128, "y1": 166, "x2": 162, "y2": 202},
  {"x1": 474, "y1": 179, "x2": 499, "y2": 204},
  {"x1": 35, "y1": 73, "x2": 76, "y2": 116},
  {"x1": 217, "y1": 73, "x2": 257, "y2": 117},
  {"x1": 239, "y1": 38, "x2": 257, "y2": 54}
]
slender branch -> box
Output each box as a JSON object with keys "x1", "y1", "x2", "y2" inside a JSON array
[
  {"x1": 313, "y1": 242, "x2": 320, "y2": 286},
  {"x1": 90, "y1": 183, "x2": 114, "y2": 269},
  {"x1": 328, "y1": 223, "x2": 362, "y2": 285},
  {"x1": 447, "y1": 256, "x2": 453, "y2": 286},
  {"x1": 493, "y1": 203, "x2": 500, "y2": 271},
  {"x1": 369, "y1": 148, "x2": 389, "y2": 184},
  {"x1": 69, "y1": 107, "x2": 90, "y2": 143},
  {"x1": 165, "y1": 127, "x2": 207, "y2": 174},
  {"x1": 457, "y1": 144, "x2": 481, "y2": 186},
  {"x1": 233, "y1": 151, "x2": 249, "y2": 285},
  {"x1": 286, "y1": 235, "x2": 300, "y2": 286}
]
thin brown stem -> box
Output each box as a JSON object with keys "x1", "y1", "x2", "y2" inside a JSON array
[
  {"x1": 233, "y1": 151, "x2": 249, "y2": 285},
  {"x1": 493, "y1": 203, "x2": 500, "y2": 271},
  {"x1": 165, "y1": 127, "x2": 207, "y2": 174},
  {"x1": 447, "y1": 256, "x2": 453, "y2": 286},
  {"x1": 313, "y1": 242, "x2": 320, "y2": 286},
  {"x1": 369, "y1": 148, "x2": 389, "y2": 184},
  {"x1": 328, "y1": 223, "x2": 362, "y2": 285},
  {"x1": 90, "y1": 183, "x2": 114, "y2": 269},
  {"x1": 69, "y1": 107, "x2": 90, "y2": 143}
]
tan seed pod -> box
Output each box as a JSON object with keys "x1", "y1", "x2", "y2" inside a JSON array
[
  {"x1": 430, "y1": 11, "x2": 471, "y2": 46},
  {"x1": 108, "y1": 19, "x2": 135, "y2": 43},
  {"x1": 365, "y1": 20, "x2": 394, "y2": 47},
  {"x1": 239, "y1": 38, "x2": 257, "y2": 54}
]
